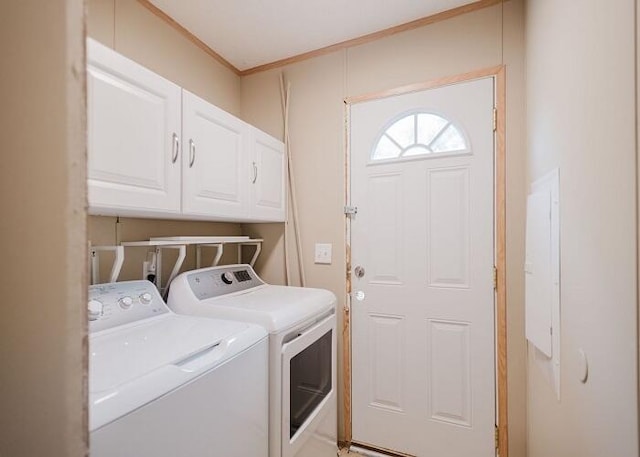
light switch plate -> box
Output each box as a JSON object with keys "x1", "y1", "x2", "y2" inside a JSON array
[{"x1": 314, "y1": 243, "x2": 332, "y2": 264}]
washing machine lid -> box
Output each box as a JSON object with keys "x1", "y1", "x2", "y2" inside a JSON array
[
  {"x1": 89, "y1": 313, "x2": 266, "y2": 431},
  {"x1": 169, "y1": 283, "x2": 336, "y2": 333}
]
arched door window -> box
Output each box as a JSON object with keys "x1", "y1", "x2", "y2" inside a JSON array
[{"x1": 371, "y1": 112, "x2": 469, "y2": 162}]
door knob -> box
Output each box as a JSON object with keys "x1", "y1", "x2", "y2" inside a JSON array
[{"x1": 354, "y1": 266, "x2": 365, "y2": 278}]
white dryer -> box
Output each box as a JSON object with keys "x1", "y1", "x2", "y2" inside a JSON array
[
  {"x1": 168, "y1": 265, "x2": 338, "y2": 457},
  {"x1": 89, "y1": 280, "x2": 269, "y2": 457}
]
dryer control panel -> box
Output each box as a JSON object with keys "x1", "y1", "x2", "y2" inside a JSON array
[
  {"x1": 186, "y1": 265, "x2": 264, "y2": 300},
  {"x1": 88, "y1": 280, "x2": 169, "y2": 333}
]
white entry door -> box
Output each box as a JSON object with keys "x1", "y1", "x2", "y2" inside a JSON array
[{"x1": 350, "y1": 77, "x2": 496, "y2": 457}]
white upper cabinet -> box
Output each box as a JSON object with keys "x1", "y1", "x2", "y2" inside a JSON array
[
  {"x1": 87, "y1": 39, "x2": 182, "y2": 216},
  {"x1": 248, "y1": 128, "x2": 286, "y2": 221},
  {"x1": 86, "y1": 39, "x2": 286, "y2": 223},
  {"x1": 182, "y1": 90, "x2": 247, "y2": 219}
]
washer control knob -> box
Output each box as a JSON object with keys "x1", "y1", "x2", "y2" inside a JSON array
[
  {"x1": 88, "y1": 299, "x2": 103, "y2": 321},
  {"x1": 221, "y1": 272, "x2": 234, "y2": 285},
  {"x1": 139, "y1": 292, "x2": 153, "y2": 304},
  {"x1": 118, "y1": 296, "x2": 133, "y2": 310}
]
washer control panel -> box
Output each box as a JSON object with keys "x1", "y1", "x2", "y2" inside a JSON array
[
  {"x1": 88, "y1": 280, "x2": 169, "y2": 333},
  {"x1": 186, "y1": 265, "x2": 264, "y2": 300}
]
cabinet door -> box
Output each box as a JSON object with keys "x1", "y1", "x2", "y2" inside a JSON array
[
  {"x1": 87, "y1": 39, "x2": 181, "y2": 216},
  {"x1": 249, "y1": 128, "x2": 287, "y2": 222},
  {"x1": 182, "y1": 90, "x2": 248, "y2": 219}
]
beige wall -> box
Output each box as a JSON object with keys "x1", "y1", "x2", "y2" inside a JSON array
[
  {"x1": 87, "y1": 0, "x2": 246, "y2": 279},
  {"x1": 88, "y1": 0, "x2": 241, "y2": 114},
  {"x1": 525, "y1": 1, "x2": 638, "y2": 456},
  {"x1": 241, "y1": 3, "x2": 527, "y2": 455},
  {"x1": 89, "y1": 216, "x2": 244, "y2": 283},
  {"x1": 0, "y1": 1, "x2": 86, "y2": 456}
]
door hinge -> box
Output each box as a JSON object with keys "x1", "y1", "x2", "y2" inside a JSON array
[
  {"x1": 344, "y1": 205, "x2": 358, "y2": 215},
  {"x1": 493, "y1": 107, "x2": 498, "y2": 132},
  {"x1": 493, "y1": 266, "x2": 498, "y2": 290},
  {"x1": 495, "y1": 425, "x2": 499, "y2": 450}
]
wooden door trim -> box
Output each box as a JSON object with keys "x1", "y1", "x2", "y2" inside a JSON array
[
  {"x1": 344, "y1": 65, "x2": 504, "y2": 105},
  {"x1": 342, "y1": 65, "x2": 508, "y2": 457},
  {"x1": 494, "y1": 65, "x2": 507, "y2": 457},
  {"x1": 342, "y1": 100, "x2": 354, "y2": 447}
]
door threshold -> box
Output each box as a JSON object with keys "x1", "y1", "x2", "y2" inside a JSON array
[{"x1": 347, "y1": 442, "x2": 416, "y2": 457}]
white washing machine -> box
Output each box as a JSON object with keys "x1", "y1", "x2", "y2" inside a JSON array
[
  {"x1": 89, "y1": 280, "x2": 269, "y2": 457},
  {"x1": 168, "y1": 265, "x2": 338, "y2": 457}
]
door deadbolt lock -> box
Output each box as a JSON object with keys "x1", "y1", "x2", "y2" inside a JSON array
[{"x1": 354, "y1": 266, "x2": 365, "y2": 278}]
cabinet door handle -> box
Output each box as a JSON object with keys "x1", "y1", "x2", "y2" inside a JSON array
[
  {"x1": 189, "y1": 139, "x2": 196, "y2": 168},
  {"x1": 171, "y1": 133, "x2": 179, "y2": 164},
  {"x1": 252, "y1": 161, "x2": 258, "y2": 184}
]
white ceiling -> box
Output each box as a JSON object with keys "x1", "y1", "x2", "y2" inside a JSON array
[{"x1": 148, "y1": 0, "x2": 479, "y2": 71}]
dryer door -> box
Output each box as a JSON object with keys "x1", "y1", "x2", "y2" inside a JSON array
[{"x1": 281, "y1": 313, "x2": 336, "y2": 457}]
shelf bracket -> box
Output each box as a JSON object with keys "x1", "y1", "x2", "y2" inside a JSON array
[
  {"x1": 238, "y1": 241, "x2": 262, "y2": 267},
  {"x1": 90, "y1": 238, "x2": 265, "y2": 292},
  {"x1": 212, "y1": 244, "x2": 224, "y2": 266},
  {"x1": 90, "y1": 245, "x2": 124, "y2": 285},
  {"x1": 155, "y1": 245, "x2": 187, "y2": 297},
  {"x1": 196, "y1": 243, "x2": 225, "y2": 268}
]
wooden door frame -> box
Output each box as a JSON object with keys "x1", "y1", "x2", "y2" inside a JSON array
[{"x1": 342, "y1": 65, "x2": 507, "y2": 457}]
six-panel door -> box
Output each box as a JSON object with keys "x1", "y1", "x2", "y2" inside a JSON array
[{"x1": 350, "y1": 77, "x2": 496, "y2": 457}]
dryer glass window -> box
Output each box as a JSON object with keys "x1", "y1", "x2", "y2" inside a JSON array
[{"x1": 289, "y1": 330, "x2": 332, "y2": 438}]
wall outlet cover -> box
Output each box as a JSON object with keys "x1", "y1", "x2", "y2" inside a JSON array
[{"x1": 314, "y1": 243, "x2": 332, "y2": 264}]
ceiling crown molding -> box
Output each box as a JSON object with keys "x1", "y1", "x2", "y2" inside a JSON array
[{"x1": 138, "y1": 0, "x2": 503, "y2": 77}]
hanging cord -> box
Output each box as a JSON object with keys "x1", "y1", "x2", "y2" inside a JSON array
[{"x1": 280, "y1": 73, "x2": 306, "y2": 287}]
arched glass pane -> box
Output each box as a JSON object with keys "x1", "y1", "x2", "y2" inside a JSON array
[
  {"x1": 430, "y1": 124, "x2": 467, "y2": 153},
  {"x1": 417, "y1": 114, "x2": 448, "y2": 146},
  {"x1": 404, "y1": 145, "x2": 430, "y2": 156},
  {"x1": 371, "y1": 111, "x2": 468, "y2": 162},
  {"x1": 373, "y1": 134, "x2": 402, "y2": 160},
  {"x1": 385, "y1": 115, "x2": 415, "y2": 148}
]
